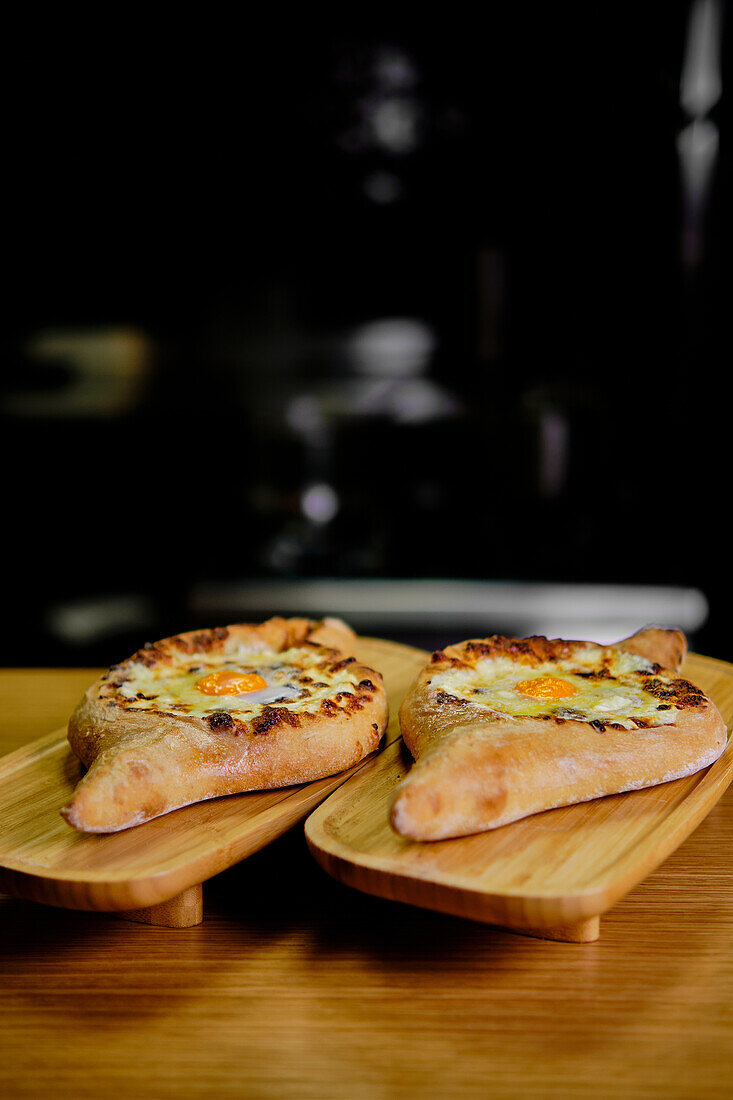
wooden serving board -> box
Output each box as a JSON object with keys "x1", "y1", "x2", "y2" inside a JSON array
[
  {"x1": 0, "y1": 637, "x2": 420, "y2": 927},
  {"x1": 306, "y1": 646, "x2": 733, "y2": 942}
]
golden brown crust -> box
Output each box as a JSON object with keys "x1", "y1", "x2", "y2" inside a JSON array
[
  {"x1": 391, "y1": 627, "x2": 727, "y2": 841},
  {"x1": 63, "y1": 617, "x2": 388, "y2": 833},
  {"x1": 615, "y1": 626, "x2": 687, "y2": 670}
]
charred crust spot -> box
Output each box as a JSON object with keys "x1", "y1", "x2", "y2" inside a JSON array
[
  {"x1": 435, "y1": 689, "x2": 468, "y2": 706},
  {"x1": 461, "y1": 634, "x2": 604, "y2": 669},
  {"x1": 631, "y1": 716, "x2": 652, "y2": 728},
  {"x1": 372, "y1": 722, "x2": 379, "y2": 730},
  {"x1": 177, "y1": 627, "x2": 230, "y2": 654},
  {"x1": 134, "y1": 642, "x2": 167, "y2": 667},
  {"x1": 576, "y1": 669, "x2": 611, "y2": 680},
  {"x1": 590, "y1": 720, "x2": 606, "y2": 733},
  {"x1": 208, "y1": 711, "x2": 235, "y2": 732},
  {"x1": 250, "y1": 708, "x2": 281, "y2": 734},
  {"x1": 304, "y1": 641, "x2": 336, "y2": 653},
  {"x1": 338, "y1": 692, "x2": 364, "y2": 715},
  {"x1": 250, "y1": 706, "x2": 301, "y2": 735},
  {"x1": 431, "y1": 651, "x2": 473, "y2": 670},
  {"x1": 358, "y1": 679, "x2": 376, "y2": 692},
  {"x1": 330, "y1": 657, "x2": 357, "y2": 672},
  {"x1": 463, "y1": 635, "x2": 578, "y2": 666},
  {"x1": 320, "y1": 699, "x2": 339, "y2": 714}
]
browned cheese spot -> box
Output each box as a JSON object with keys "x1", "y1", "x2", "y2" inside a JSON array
[{"x1": 641, "y1": 676, "x2": 707, "y2": 708}]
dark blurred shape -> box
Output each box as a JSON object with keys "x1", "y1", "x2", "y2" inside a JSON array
[{"x1": 2, "y1": 7, "x2": 731, "y2": 667}]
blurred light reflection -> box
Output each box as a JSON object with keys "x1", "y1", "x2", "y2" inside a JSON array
[
  {"x1": 192, "y1": 579, "x2": 709, "y2": 649},
  {"x1": 678, "y1": 0, "x2": 722, "y2": 267}
]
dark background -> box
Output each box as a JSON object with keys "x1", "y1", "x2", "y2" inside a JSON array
[{"x1": 3, "y1": 4, "x2": 731, "y2": 666}]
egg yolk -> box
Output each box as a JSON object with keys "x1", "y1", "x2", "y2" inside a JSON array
[
  {"x1": 515, "y1": 676, "x2": 577, "y2": 701},
  {"x1": 196, "y1": 670, "x2": 268, "y2": 695}
]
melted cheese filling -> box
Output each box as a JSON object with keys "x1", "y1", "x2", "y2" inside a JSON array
[
  {"x1": 431, "y1": 650, "x2": 678, "y2": 729},
  {"x1": 115, "y1": 645, "x2": 361, "y2": 719}
]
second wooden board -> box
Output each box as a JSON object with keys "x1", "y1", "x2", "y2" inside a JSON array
[{"x1": 305, "y1": 647, "x2": 733, "y2": 942}]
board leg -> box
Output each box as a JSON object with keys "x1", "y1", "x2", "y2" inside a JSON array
[
  {"x1": 510, "y1": 914, "x2": 600, "y2": 943},
  {"x1": 118, "y1": 884, "x2": 203, "y2": 928}
]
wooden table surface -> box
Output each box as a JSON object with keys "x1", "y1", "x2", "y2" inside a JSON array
[{"x1": 2, "y1": 668, "x2": 733, "y2": 1099}]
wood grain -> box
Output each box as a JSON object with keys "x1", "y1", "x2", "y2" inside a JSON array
[
  {"x1": 307, "y1": 652, "x2": 733, "y2": 940},
  {"x1": 0, "y1": 639, "x2": 422, "y2": 913},
  {"x1": 2, "y1": 656, "x2": 733, "y2": 1098}
]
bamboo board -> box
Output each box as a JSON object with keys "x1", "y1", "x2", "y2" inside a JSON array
[
  {"x1": 306, "y1": 646, "x2": 733, "y2": 942},
  {"x1": 0, "y1": 637, "x2": 420, "y2": 925}
]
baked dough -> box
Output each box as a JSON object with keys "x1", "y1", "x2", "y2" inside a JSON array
[
  {"x1": 63, "y1": 616, "x2": 388, "y2": 833},
  {"x1": 391, "y1": 627, "x2": 727, "y2": 841}
]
